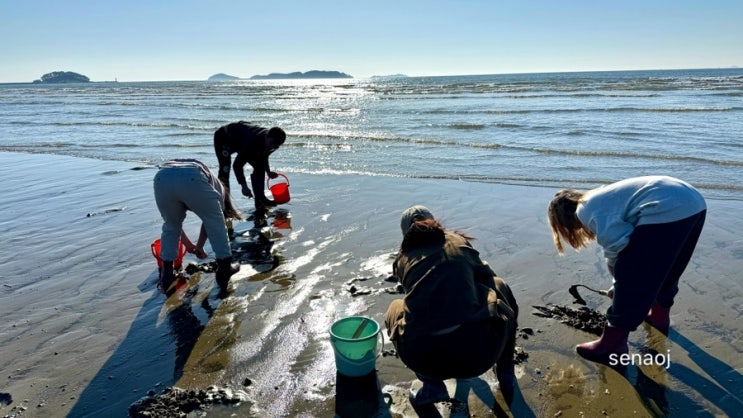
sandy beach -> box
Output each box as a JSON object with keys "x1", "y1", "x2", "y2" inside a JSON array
[{"x1": 1, "y1": 151, "x2": 741, "y2": 417}]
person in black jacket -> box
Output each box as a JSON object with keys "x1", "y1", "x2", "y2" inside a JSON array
[
  {"x1": 386, "y1": 205, "x2": 519, "y2": 406},
  {"x1": 213, "y1": 121, "x2": 286, "y2": 221}
]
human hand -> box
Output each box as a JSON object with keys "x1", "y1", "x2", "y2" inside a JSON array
[
  {"x1": 268, "y1": 171, "x2": 279, "y2": 179},
  {"x1": 606, "y1": 286, "x2": 614, "y2": 299},
  {"x1": 187, "y1": 244, "x2": 208, "y2": 259},
  {"x1": 193, "y1": 246, "x2": 208, "y2": 259},
  {"x1": 241, "y1": 184, "x2": 253, "y2": 198}
]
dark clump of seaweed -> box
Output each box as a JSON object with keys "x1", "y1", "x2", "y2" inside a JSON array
[{"x1": 532, "y1": 304, "x2": 606, "y2": 336}]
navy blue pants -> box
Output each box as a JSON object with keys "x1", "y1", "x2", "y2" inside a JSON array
[{"x1": 609, "y1": 210, "x2": 706, "y2": 331}]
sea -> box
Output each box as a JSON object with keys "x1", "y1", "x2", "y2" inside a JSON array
[{"x1": 1, "y1": 68, "x2": 742, "y2": 200}]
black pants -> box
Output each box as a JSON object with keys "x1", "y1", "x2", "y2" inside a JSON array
[
  {"x1": 609, "y1": 210, "x2": 706, "y2": 330},
  {"x1": 214, "y1": 127, "x2": 266, "y2": 217}
]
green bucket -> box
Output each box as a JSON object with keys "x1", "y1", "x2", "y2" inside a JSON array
[{"x1": 329, "y1": 316, "x2": 382, "y2": 377}]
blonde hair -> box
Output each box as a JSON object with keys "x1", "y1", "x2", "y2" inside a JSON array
[{"x1": 547, "y1": 189, "x2": 595, "y2": 253}]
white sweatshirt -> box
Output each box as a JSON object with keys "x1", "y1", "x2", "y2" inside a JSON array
[{"x1": 576, "y1": 176, "x2": 706, "y2": 266}]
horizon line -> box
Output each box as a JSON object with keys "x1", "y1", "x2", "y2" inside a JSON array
[{"x1": 1, "y1": 66, "x2": 740, "y2": 85}]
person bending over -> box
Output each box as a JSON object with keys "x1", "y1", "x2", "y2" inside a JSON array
[
  {"x1": 153, "y1": 159, "x2": 242, "y2": 295},
  {"x1": 213, "y1": 121, "x2": 285, "y2": 222},
  {"x1": 548, "y1": 175, "x2": 706, "y2": 364},
  {"x1": 385, "y1": 205, "x2": 519, "y2": 406}
]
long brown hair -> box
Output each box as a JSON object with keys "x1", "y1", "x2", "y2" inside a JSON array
[
  {"x1": 400, "y1": 218, "x2": 474, "y2": 252},
  {"x1": 547, "y1": 189, "x2": 595, "y2": 253},
  {"x1": 221, "y1": 181, "x2": 243, "y2": 220}
]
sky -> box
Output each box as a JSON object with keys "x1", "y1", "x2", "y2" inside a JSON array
[{"x1": 1, "y1": 0, "x2": 741, "y2": 83}]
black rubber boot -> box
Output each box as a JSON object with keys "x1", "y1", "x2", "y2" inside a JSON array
[
  {"x1": 215, "y1": 257, "x2": 240, "y2": 293},
  {"x1": 159, "y1": 260, "x2": 176, "y2": 296},
  {"x1": 253, "y1": 205, "x2": 268, "y2": 228}
]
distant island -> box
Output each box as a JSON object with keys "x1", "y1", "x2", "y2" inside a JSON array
[
  {"x1": 207, "y1": 70, "x2": 353, "y2": 81},
  {"x1": 208, "y1": 73, "x2": 241, "y2": 81},
  {"x1": 250, "y1": 70, "x2": 352, "y2": 80},
  {"x1": 33, "y1": 71, "x2": 90, "y2": 84}
]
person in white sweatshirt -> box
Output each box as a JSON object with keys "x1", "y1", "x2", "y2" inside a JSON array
[{"x1": 547, "y1": 176, "x2": 706, "y2": 364}]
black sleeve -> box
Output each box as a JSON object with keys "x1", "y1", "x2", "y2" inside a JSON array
[{"x1": 233, "y1": 153, "x2": 249, "y2": 186}]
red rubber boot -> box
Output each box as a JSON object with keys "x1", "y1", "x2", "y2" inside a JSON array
[
  {"x1": 576, "y1": 325, "x2": 629, "y2": 365},
  {"x1": 646, "y1": 303, "x2": 671, "y2": 334}
]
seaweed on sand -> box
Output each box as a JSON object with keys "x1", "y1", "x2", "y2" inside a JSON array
[{"x1": 532, "y1": 304, "x2": 606, "y2": 336}]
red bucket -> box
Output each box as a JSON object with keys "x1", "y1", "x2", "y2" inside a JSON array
[
  {"x1": 267, "y1": 173, "x2": 291, "y2": 204},
  {"x1": 151, "y1": 238, "x2": 187, "y2": 269}
]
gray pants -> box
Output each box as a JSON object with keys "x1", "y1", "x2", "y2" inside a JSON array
[{"x1": 153, "y1": 165, "x2": 231, "y2": 261}]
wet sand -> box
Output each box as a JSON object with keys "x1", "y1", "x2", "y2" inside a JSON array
[{"x1": 0, "y1": 152, "x2": 741, "y2": 417}]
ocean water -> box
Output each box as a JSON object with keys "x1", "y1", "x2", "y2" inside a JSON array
[{"x1": 1, "y1": 68, "x2": 742, "y2": 199}]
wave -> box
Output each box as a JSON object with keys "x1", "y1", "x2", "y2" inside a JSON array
[
  {"x1": 284, "y1": 133, "x2": 743, "y2": 167},
  {"x1": 0, "y1": 142, "x2": 74, "y2": 149},
  {"x1": 289, "y1": 167, "x2": 398, "y2": 178},
  {"x1": 709, "y1": 92, "x2": 743, "y2": 97},
  {"x1": 287, "y1": 133, "x2": 465, "y2": 149},
  {"x1": 5, "y1": 104, "x2": 734, "y2": 133},
  {"x1": 505, "y1": 93, "x2": 661, "y2": 99},
  {"x1": 45, "y1": 121, "x2": 216, "y2": 130},
  {"x1": 0, "y1": 142, "x2": 208, "y2": 153},
  {"x1": 80, "y1": 143, "x2": 139, "y2": 148},
  {"x1": 424, "y1": 107, "x2": 737, "y2": 116},
  {"x1": 625, "y1": 106, "x2": 735, "y2": 113},
  {"x1": 4, "y1": 129, "x2": 740, "y2": 168},
  {"x1": 3, "y1": 148, "x2": 741, "y2": 201},
  {"x1": 366, "y1": 75, "x2": 743, "y2": 95},
  {"x1": 282, "y1": 168, "x2": 743, "y2": 197},
  {"x1": 0, "y1": 98, "x2": 323, "y2": 113},
  {"x1": 518, "y1": 146, "x2": 743, "y2": 166},
  {"x1": 448, "y1": 123, "x2": 487, "y2": 130},
  {"x1": 152, "y1": 143, "x2": 207, "y2": 148},
  {"x1": 495, "y1": 123, "x2": 522, "y2": 129},
  {"x1": 164, "y1": 132, "x2": 208, "y2": 138}
]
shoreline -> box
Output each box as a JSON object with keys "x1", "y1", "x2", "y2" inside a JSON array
[{"x1": 1, "y1": 151, "x2": 741, "y2": 417}]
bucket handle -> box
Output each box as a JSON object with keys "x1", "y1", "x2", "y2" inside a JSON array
[
  {"x1": 376, "y1": 329, "x2": 385, "y2": 359},
  {"x1": 333, "y1": 327, "x2": 385, "y2": 363},
  {"x1": 150, "y1": 241, "x2": 160, "y2": 261},
  {"x1": 150, "y1": 240, "x2": 188, "y2": 262},
  {"x1": 267, "y1": 173, "x2": 289, "y2": 188},
  {"x1": 352, "y1": 318, "x2": 370, "y2": 339}
]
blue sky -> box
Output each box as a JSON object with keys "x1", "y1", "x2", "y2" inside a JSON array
[{"x1": 2, "y1": 0, "x2": 741, "y2": 82}]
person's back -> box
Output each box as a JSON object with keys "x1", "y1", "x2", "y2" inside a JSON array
[
  {"x1": 396, "y1": 231, "x2": 497, "y2": 339},
  {"x1": 385, "y1": 206, "x2": 518, "y2": 406},
  {"x1": 222, "y1": 121, "x2": 268, "y2": 156}
]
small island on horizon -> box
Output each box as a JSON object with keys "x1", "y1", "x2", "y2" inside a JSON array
[
  {"x1": 251, "y1": 70, "x2": 352, "y2": 80},
  {"x1": 33, "y1": 71, "x2": 90, "y2": 84},
  {"x1": 208, "y1": 73, "x2": 241, "y2": 81},
  {"x1": 208, "y1": 70, "x2": 352, "y2": 81}
]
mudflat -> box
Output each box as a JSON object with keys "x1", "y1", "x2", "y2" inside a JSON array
[{"x1": 1, "y1": 152, "x2": 741, "y2": 417}]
